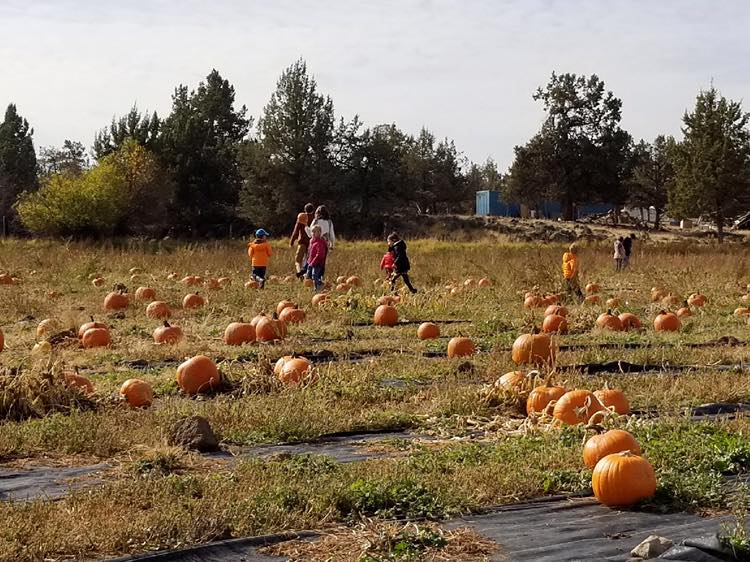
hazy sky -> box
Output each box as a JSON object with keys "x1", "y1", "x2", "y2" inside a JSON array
[{"x1": 1, "y1": 0, "x2": 748, "y2": 168}]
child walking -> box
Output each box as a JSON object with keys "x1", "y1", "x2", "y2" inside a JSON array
[
  {"x1": 387, "y1": 232, "x2": 417, "y2": 294},
  {"x1": 306, "y1": 225, "x2": 328, "y2": 291},
  {"x1": 380, "y1": 248, "x2": 395, "y2": 279},
  {"x1": 614, "y1": 237, "x2": 625, "y2": 271},
  {"x1": 247, "y1": 228, "x2": 272, "y2": 288},
  {"x1": 562, "y1": 243, "x2": 583, "y2": 301}
]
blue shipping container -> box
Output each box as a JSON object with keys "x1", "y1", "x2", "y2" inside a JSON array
[{"x1": 475, "y1": 191, "x2": 520, "y2": 217}]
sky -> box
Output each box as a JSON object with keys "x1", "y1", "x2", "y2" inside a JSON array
[{"x1": 1, "y1": 0, "x2": 748, "y2": 169}]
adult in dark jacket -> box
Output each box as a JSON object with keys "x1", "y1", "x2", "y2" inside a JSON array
[{"x1": 387, "y1": 232, "x2": 417, "y2": 294}]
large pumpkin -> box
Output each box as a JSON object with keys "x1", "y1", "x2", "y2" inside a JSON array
[
  {"x1": 596, "y1": 310, "x2": 623, "y2": 331},
  {"x1": 176, "y1": 355, "x2": 221, "y2": 394},
  {"x1": 120, "y1": 378, "x2": 153, "y2": 408},
  {"x1": 278, "y1": 357, "x2": 314, "y2": 385},
  {"x1": 526, "y1": 377, "x2": 566, "y2": 416},
  {"x1": 279, "y1": 306, "x2": 306, "y2": 324},
  {"x1": 256, "y1": 316, "x2": 287, "y2": 342},
  {"x1": 592, "y1": 451, "x2": 656, "y2": 507},
  {"x1": 583, "y1": 429, "x2": 641, "y2": 469},
  {"x1": 654, "y1": 310, "x2": 681, "y2": 332},
  {"x1": 594, "y1": 387, "x2": 631, "y2": 415},
  {"x1": 373, "y1": 304, "x2": 398, "y2": 327},
  {"x1": 541, "y1": 314, "x2": 568, "y2": 334},
  {"x1": 511, "y1": 332, "x2": 556, "y2": 366},
  {"x1": 447, "y1": 336, "x2": 475, "y2": 358},
  {"x1": 618, "y1": 312, "x2": 642, "y2": 331},
  {"x1": 182, "y1": 293, "x2": 205, "y2": 309},
  {"x1": 146, "y1": 301, "x2": 171, "y2": 319},
  {"x1": 224, "y1": 320, "x2": 256, "y2": 345},
  {"x1": 552, "y1": 390, "x2": 604, "y2": 425},
  {"x1": 135, "y1": 287, "x2": 156, "y2": 301},
  {"x1": 82, "y1": 327, "x2": 111, "y2": 348},
  {"x1": 153, "y1": 321, "x2": 184, "y2": 344},
  {"x1": 103, "y1": 291, "x2": 129, "y2": 312},
  {"x1": 417, "y1": 322, "x2": 440, "y2": 340}
]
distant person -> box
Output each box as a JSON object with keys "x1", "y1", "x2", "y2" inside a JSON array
[
  {"x1": 306, "y1": 225, "x2": 328, "y2": 292},
  {"x1": 623, "y1": 233, "x2": 636, "y2": 267},
  {"x1": 388, "y1": 232, "x2": 417, "y2": 294},
  {"x1": 614, "y1": 237, "x2": 625, "y2": 271},
  {"x1": 290, "y1": 203, "x2": 315, "y2": 279},
  {"x1": 562, "y1": 243, "x2": 583, "y2": 300},
  {"x1": 308, "y1": 205, "x2": 336, "y2": 249},
  {"x1": 380, "y1": 247, "x2": 395, "y2": 279},
  {"x1": 247, "y1": 228, "x2": 272, "y2": 288}
]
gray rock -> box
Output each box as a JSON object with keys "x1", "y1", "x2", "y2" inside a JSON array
[
  {"x1": 169, "y1": 416, "x2": 219, "y2": 452},
  {"x1": 631, "y1": 535, "x2": 674, "y2": 559}
]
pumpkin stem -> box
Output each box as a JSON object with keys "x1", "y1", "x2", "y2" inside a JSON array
[
  {"x1": 163, "y1": 320, "x2": 170, "y2": 327},
  {"x1": 90, "y1": 315, "x2": 95, "y2": 322}
]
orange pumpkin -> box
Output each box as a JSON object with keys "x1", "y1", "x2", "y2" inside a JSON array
[
  {"x1": 447, "y1": 336, "x2": 475, "y2": 358},
  {"x1": 135, "y1": 287, "x2": 156, "y2": 301},
  {"x1": 256, "y1": 316, "x2": 287, "y2": 342},
  {"x1": 81, "y1": 327, "x2": 111, "y2": 348},
  {"x1": 223, "y1": 321, "x2": 255, "y2": 345},
  {"x1": 605, "y1": 297, "x2": 620, "y2": 308},
  {"x1": 279, "y1": 306, "x2": 306, "y2": 324},
  {"x1": 585, "y1": 282, "x2": 601, "y2": 294},
  {"x1": 120, "y1": 378, "x2": 153, "y2": 408},
  {"x1": 36, "y1": 319, "x2": 58, "y2": 338},
  {"x1": 153, "y1": 321, "x2": 184, "y2": 344},
  {"x1": 511, "y1": 332, "x2": 556, "y2": 366},
  {"x1": 250, "y1": 313, "x2": 268, "y2": 328},
  {"x1": 734, "y1": 307, "x2": 750, "y2": 316},
  {"x1": 377, "y1": 295, "x2": 400, "y2": 306},
  {"x1": 103, "y1": 291, "x2": 129, "y2": 311},
  {"x1": 526, "y1": 376, "x2": 566, "y2": 416},
  {"x1": 417, "y1": 322, "x2": 440, "y2": 340},
  {"x1": 276, "y1": 300, "x2": 296, "y2": 315},
  {"x1": 523, "y1": 295, "x2": 544, "y2": 309},
  {"x1": 661, "y1": 293, "x2": 682, "y2": 307},
  {"x1": 346, "y1": 276, "x2": 362, "y2": 287},
  {"x1": 217, "y1": 276, "x2": 232, "y2": 286},
  {"x1": 92, "y1": 277, "x2": 106, "y2": 287},
  {"x1": 176, "y1": 355, "x2": 221, "y2": 394},
  {"x1": 594, "y1": 387, "x2": 631, "y2": 414},
  {"x1": 552, "y1": 390, "x2": 604, "y2": 425},
  {"x1": 206, "y1": 278, "x2": 222, "y2": 290},
  {"x1": 651, "y1": 287, "x2": 667, "y2": 302},
  {"x1": 596, "y1": 310, "x2": 623, "y2": 331},
  {"x1": 687, "y1": 293, "x2": 706, "y2": 307},
  {"x1": 544, "y1": 304, "x2": 568, "y2": 317},
  {"x1": 274, "y1": 355, "x2": 292, "y2": 376},
  {"x1": 181, "y1": 275, "x2": 201, "y2": 286},
  {"x1": 496, "y1": 371, "x2": 528, "y2": 392},
  {"x1": 146, "y1": 301, "x2": 171, "y2": 319},
  {"x1": 584, "y1": 295, "x2": 601, "y2": 304},
  {"x1": 583, "y1": 429, "x2": 641, "y2": 469},
  {"x1": 78, "y1": 317, "x2": 107, "y2": 338},
  {"x1": 312, "y1": 293, "x2": 328, "y2": 306},
  {"x1": 373, "y1": 304, "x2": 398, "y2": 327},
  {"x1": 592, "y1": 452, "x2": 656, "y2": 507},
  {"x1": 542, "y1": 314, "x2": 568, "y2": 334},
  {"x1": 278, "y1": 357, "x2": 314, "y2": 386},
  {"x1": 477, "y1": 278, "x2": 492, "y2": 287},
  {"x1": 64, "y1": 370, "x2": 94, "y2": 395},
  {"x1": 618, "y1": 312, "x2": 642, "y2": 331},
  {"x1": 336, "y1": 282, "x2": 350, "y2": 292},
  {"x1": 654, "y1": 310, "x2": 681, "y2": 331},
  {"x1": 676, "y1": 306, "x2": 692, "y2": 318},
  {"x1": 182, "y1": 293, "x2": 205, "y2": 309}
]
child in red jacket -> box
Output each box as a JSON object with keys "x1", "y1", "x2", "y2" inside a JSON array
[
  {"x1": 306, "y1": 225, "x2": 328, "y2": 291},
  {"x1": 380, "y1": 250, "x2": 394, "y2": 279}
]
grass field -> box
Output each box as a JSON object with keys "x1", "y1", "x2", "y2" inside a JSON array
[{"x1": 1, "y1": 236, "x2": 750, "y2": 561}]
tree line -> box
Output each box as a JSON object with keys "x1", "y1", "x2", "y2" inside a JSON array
[{"x1": 0, "y1": 61, "x2": 748, "y2": 240}]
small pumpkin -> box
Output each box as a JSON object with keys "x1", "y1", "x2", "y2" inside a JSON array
[
  {"x1": 135, "y1": 286, "x2": 156, "y2": 301},
  {"x1": 417, "y1": 322, "x2": 440, "y2": 340},
  {"x1": 651, "y1": 287, "x2": 667, "y2": 302},
  {"x1": 592, "y1": 451, "x2": 656, "y2": 507},
  {"x1": 447, "y1": 336, "x2": 475, "y2": 358},
  {"x1": 594, "y1": 386, "x2": 631, "y2": 414},
  {"x1": 279, "y1": 306, "x2": 306, "y2": 324},
  {"x1": 596, "y1": 310, "x2": 623, "y2": 331},
  {"x1": 217, "y1": 276, "x2": 232, "y2": 286},
  {"x1": 676, "y1": 306, "x2": 692, "y2": 318},
  {"x1": 526, "y1": 376, "x2": 566, "y2": 416},
  {"x1": 103, "y1": 291, "x2": 129, "y2": 311},
  {"x1": 278, "y1": 357, "x2": 314, "y2": 385},
  {"x1": 552, "y1": 390, "x2": 604, "y2": 425},
  {"x1": 223, "y1": 320, "x2": 255, "y2": 345},
  {"x1": 256, "y1": 315, "x2": 287, "y2": 342},
  {"x1": 584, "y1": 294, "x2": 601, "y2": 304},
  {"x1": 661, "y1": 293, "x2": 682, "y2": 307},
  {"x1": 82, "y1": 327, "x2": 110, "y2": 348},
  {"x1": 346, "y1": 276, "x2": 362, "y2": 287},
  {"x1": 146, "y1": 301, "x2": 171, "y2": 319},
  {"x1": 336, "y1": 282, "x2": 350, "y2": 292},
  {"x1": 654, "y1": 310, "x2": 681, "y2": 331},
  {"x1": 734, "y1": 307, "x2": 750, "y2": 316},
  {"x1": 245, "y1": 280, "x2": 260, "y2": 289},
  {"x1": 585, "y1": 282, "x2": 601, "y2": 294},
  {"x1": 477, "y1": 278, "x2": 492, "y2": 287},
  {"x1": 181, "y1": 275, "x2": 201, "y2": 286},
  {"x1": 206, "y1": 278, "x2": 222, "y2": 290},
  {"x1": 92, "y1": 277, "x2": 106, "y2": 287},
  {"x1": 511, "y1": 331, "x2": 556, "y2": 366},
  {"x1": 120, "y1": 378, "x2": 153, "y2": 408},
  {"x1": 541, "y1": 314, "x2": 568, "y2": 334},
  {"x1": 64, "y1": 370, "x2": 94, "y2": 395},
  {"x1": 36, "y1": 318, "x2": 58, "y2": 338},
  {"x1": 373, "y1": 304, "x2": 398, "y2": 327},
  {"x1": 618, "y1": 312, "x2": 642, "y2": 331},
  {"x1": 583, "y1": 429, "x2": 641, "y2": 469},
  {"x1": 153, "y1": 321, "x2": 184, "y2": 344},
  {"x1": 687, "y1": 293, "x2": 706, "y2": 307},
  {"x1": 276, "y1": 300, "x2": 296, "y2": 315},
  {"x1": 182, "y1": 293, "x2": 205, "y2": 309},
  {"x1": 78, "y1": 317, "x2": 107, "y2": 338},
  {"x1": 544, "y1": 304, "x2": 568, "y2": 317},
  {"x1": 312, "y1": 293, "x2": 328, "y2": 306},
  {"x1": 496, "y1": 370, "x2": 528, "y2": 393},
  {"x1": 176, "y1": 355, "x2": 221, "y2": 394},
  {"x1": 523, "y1": 295, "x2": 544, "y2": 309}
]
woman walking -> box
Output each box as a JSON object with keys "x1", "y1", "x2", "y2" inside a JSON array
[
  {"x1": 306, "y1": 205, "x2": 336, "y2": 280},
  {"x1": 614, "y1": 237, "x2": 625, "y2": 271}
]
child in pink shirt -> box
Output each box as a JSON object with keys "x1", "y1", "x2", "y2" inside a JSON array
[{"x1": 306, "y1": 225, "x2": 328, "y2": 291}]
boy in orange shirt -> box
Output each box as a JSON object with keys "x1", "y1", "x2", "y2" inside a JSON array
[
  {"x1": 562, "y1": 243, "x2": 583, "y2": 300},
  {"x1": 247, "y1": 229, "x2": 272, "y2": 288}
]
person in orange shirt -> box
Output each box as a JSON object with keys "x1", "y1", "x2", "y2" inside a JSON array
[
  {"x1": 562, "y1": 243, "x2": 583, "y2": 300},
  {"x1": 247, "y1": 229, "x2": 272, "y2": 288}
]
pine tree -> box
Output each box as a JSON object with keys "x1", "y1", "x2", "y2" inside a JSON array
[
  {"x1": 93, "y1": 105, "x2": 160, "y2": 160},
  {"x1": 669, "y1": 87, "x2": 750, "y2": 241},
  {"x1": 0, "y1": 104, "x2": 37, "y2": 232},
  {"x1": 628, "y1": 136, "x2": 675, "y2": 227}
]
